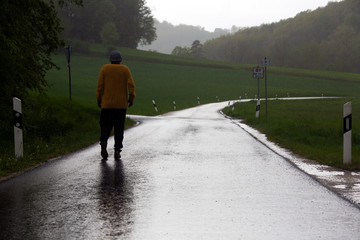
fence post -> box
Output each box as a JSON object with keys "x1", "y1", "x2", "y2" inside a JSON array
[
  {"x1": 343, "y1": 102, "x2": 352, "y2": 164},
  {"x1": 13, "y1": 97, "x2": 23, "y2": 158}
]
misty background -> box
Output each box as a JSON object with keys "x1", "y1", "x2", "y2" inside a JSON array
[
  {"x1": 139, "y1": 0, "x2": 360, "y2": 73},
  {"x1": 138, "y1": 19, "x2": 241, "y2": 54}
]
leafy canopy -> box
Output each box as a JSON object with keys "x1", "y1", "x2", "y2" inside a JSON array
[
  {"x1": 59, "y1": 0, "x2": 157, "y2": 48},
  {"x1": 0, "y1": 0, "x2": 83, "y2": 129}
]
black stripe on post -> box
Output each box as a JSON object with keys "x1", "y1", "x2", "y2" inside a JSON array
[
  {"x1": 14, "y1": 110, "x2": 22, "y2": 129},
  {"x1": 256, "y1": 104, "x2": 260, "y2": 111},
  {"x1": 343, "y1": 114, "x2": 352, "y2": 133}
]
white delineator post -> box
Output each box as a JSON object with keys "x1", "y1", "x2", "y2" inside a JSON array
[
  {"x1": 173, "y1": 101, "x2": 176, "y2": 110},
  {"x1": 13, "y1": 97, "x2": 23, "y2": 158},
  {"x1": 256, "y1": 100, "x2": 260, "y2": 118},
  {"x1": 197, "y1": 97, "x2": 200, "y2": 105},
  {"x1": 152, "y1": 100, "x2": 158, "y2": 112},
  {"x1": 343, "y1": 102, "x2": 352, "y2": 164}
]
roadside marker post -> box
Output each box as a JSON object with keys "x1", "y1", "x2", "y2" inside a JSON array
[
  {"x1": 197, "y1": 97, "x2": 200, "y2": 105},
  {"x1": 173, "y1": 101, "x2": 176, "y2": 110},
  {"x1": 256, "y1": 100, "x2": 260, "y2": 118},
  {"x1": 13, "y1": 97, "x2": 23, "y2": 158},
  {"x1": 152, "y1": 100, "x2": 158, "y2": 112},
  {"x1": 343, "y1": 102, "x2": 352, "y2": 164}
]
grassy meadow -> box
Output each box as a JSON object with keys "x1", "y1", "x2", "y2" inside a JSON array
[
  {"x1": 223, "y1": 98, "x2": 360, "y2": 169},
  {"x1": 1, "y1": 45, "x2": 360, "y2": 178},
  {"x1": 47, "y1": 47, "x2": 360, "y2": 115}
]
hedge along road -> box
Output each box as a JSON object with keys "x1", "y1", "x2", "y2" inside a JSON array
[{"x1": 0, "y1": 101, "x2": 360, "y2": 239}]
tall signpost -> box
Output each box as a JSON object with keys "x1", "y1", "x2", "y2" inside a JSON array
[
  {"x1": 262, "y1": 57, "x2": 270, "y2": 118},
  {"x1": 253, "y1": 66, "x2": 264, "y2": 118},
  {"x1": 64, "y1": 45, "x2": 72, "y2": 101}
]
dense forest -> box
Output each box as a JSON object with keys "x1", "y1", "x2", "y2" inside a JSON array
[
  {"x1": 202, "y1": 0, "x2": 360, "y2": 73},
  {"x1": 58, "y1": 0, "x2": 156, "y2": 49}
]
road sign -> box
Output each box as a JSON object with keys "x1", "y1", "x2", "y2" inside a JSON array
[
  {"x1": 253, "y1": 67, "x2": 264, "y2": 79},
  {"x1": 262, "y1": 57, "x2": 270, "y2": 67}
]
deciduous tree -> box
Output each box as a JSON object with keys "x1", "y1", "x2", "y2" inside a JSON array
[{"x1": 0, "y1": 0, "x2": 83, "y2": 129}]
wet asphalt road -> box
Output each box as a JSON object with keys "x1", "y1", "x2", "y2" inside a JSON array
[{"x1": 1, "y1": 102, "x2": 360, "y2": 239}]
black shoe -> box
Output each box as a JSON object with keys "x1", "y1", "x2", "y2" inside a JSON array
[
  {"x1": 101, "y1": 149, "x2": 108, "y2": 160},
  {"x1": 100, "y1": 142, "x2": 108, "y2": 160},
  {"x1": 114, "y1": 151, "x2": 121, "y2": 159}
]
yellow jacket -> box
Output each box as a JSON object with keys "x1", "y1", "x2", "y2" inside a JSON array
[{"x1": 96, "y1": 64, "x2": 135, "y2": 109}]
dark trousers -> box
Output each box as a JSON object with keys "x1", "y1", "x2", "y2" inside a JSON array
[{"x1": 100, "y1": 109, "x2": 126, "y2": 151}]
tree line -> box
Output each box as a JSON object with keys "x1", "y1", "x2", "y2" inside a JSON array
[
  {"x1": 59, "y1": 0, "x2": 156, "y2": 49},
  {"x1": 201, "y1": 0, "x2": 360, "y2": 73}
]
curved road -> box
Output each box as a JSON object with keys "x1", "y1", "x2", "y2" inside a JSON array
[{"x1": 1, "y1": 102, "x2": 360, "y2": 239}]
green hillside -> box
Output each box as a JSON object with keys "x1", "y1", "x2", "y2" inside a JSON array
[
  {"x1": 47, "y1": 46, "x2": 360, "y2": 116},
  {"x1": 203, "y1": 0, "x2": 360, "y2": 73}
]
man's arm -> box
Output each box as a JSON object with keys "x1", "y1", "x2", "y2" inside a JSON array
[
  {"x1": 96, "y1": 68, "x2": 105, "y2": 108},
  {"x1": 127, "y1": 69, "x2": 135, "y2": 107}
]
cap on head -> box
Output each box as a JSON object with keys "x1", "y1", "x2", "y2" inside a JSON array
[{"x1": 109, "y1": 50, "x2": 122, "y2": 63}]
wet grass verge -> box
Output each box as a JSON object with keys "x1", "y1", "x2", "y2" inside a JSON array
[
  {"x1": 0, "y1": 94, "x2": 135, "y2": 179},
  {"x1": 223, "y1": 98, "x2": 360, "y2": 170}
]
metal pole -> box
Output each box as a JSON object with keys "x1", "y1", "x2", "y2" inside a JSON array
[
  {"x1": 65, "y1": 45, "x2": 72, "y2": 101},
  {"x1": 262, "y1": 57, "x2": 269, "y2": 118},
  {"x1": 68, "y1": 63, "x2": 72, "y2": 101},
  {"x1": 265, "y1": 65, "x2": 268, "y2": 118},
  {"x1": 257, "y1": 77, "x2": 260, "y2": 101}
]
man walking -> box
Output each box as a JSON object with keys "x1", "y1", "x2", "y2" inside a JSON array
[{"x1": 96, "y1": 50, "x2": 135, "y2": 160}]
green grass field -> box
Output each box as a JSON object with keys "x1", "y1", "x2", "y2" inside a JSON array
[
  {"x1": 1, "y1": 45, "x2": 360, "y2": 178},
  {"x1": 223, "y1": 98, "x2": 360, "y2": 169},
  {"x1": 47, "y1": 47, "x2": 360, "y2": 116}
]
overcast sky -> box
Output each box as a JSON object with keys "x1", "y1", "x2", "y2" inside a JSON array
[{"x1": 145, "y1": 0, "x2": 342, "y2": 31}]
